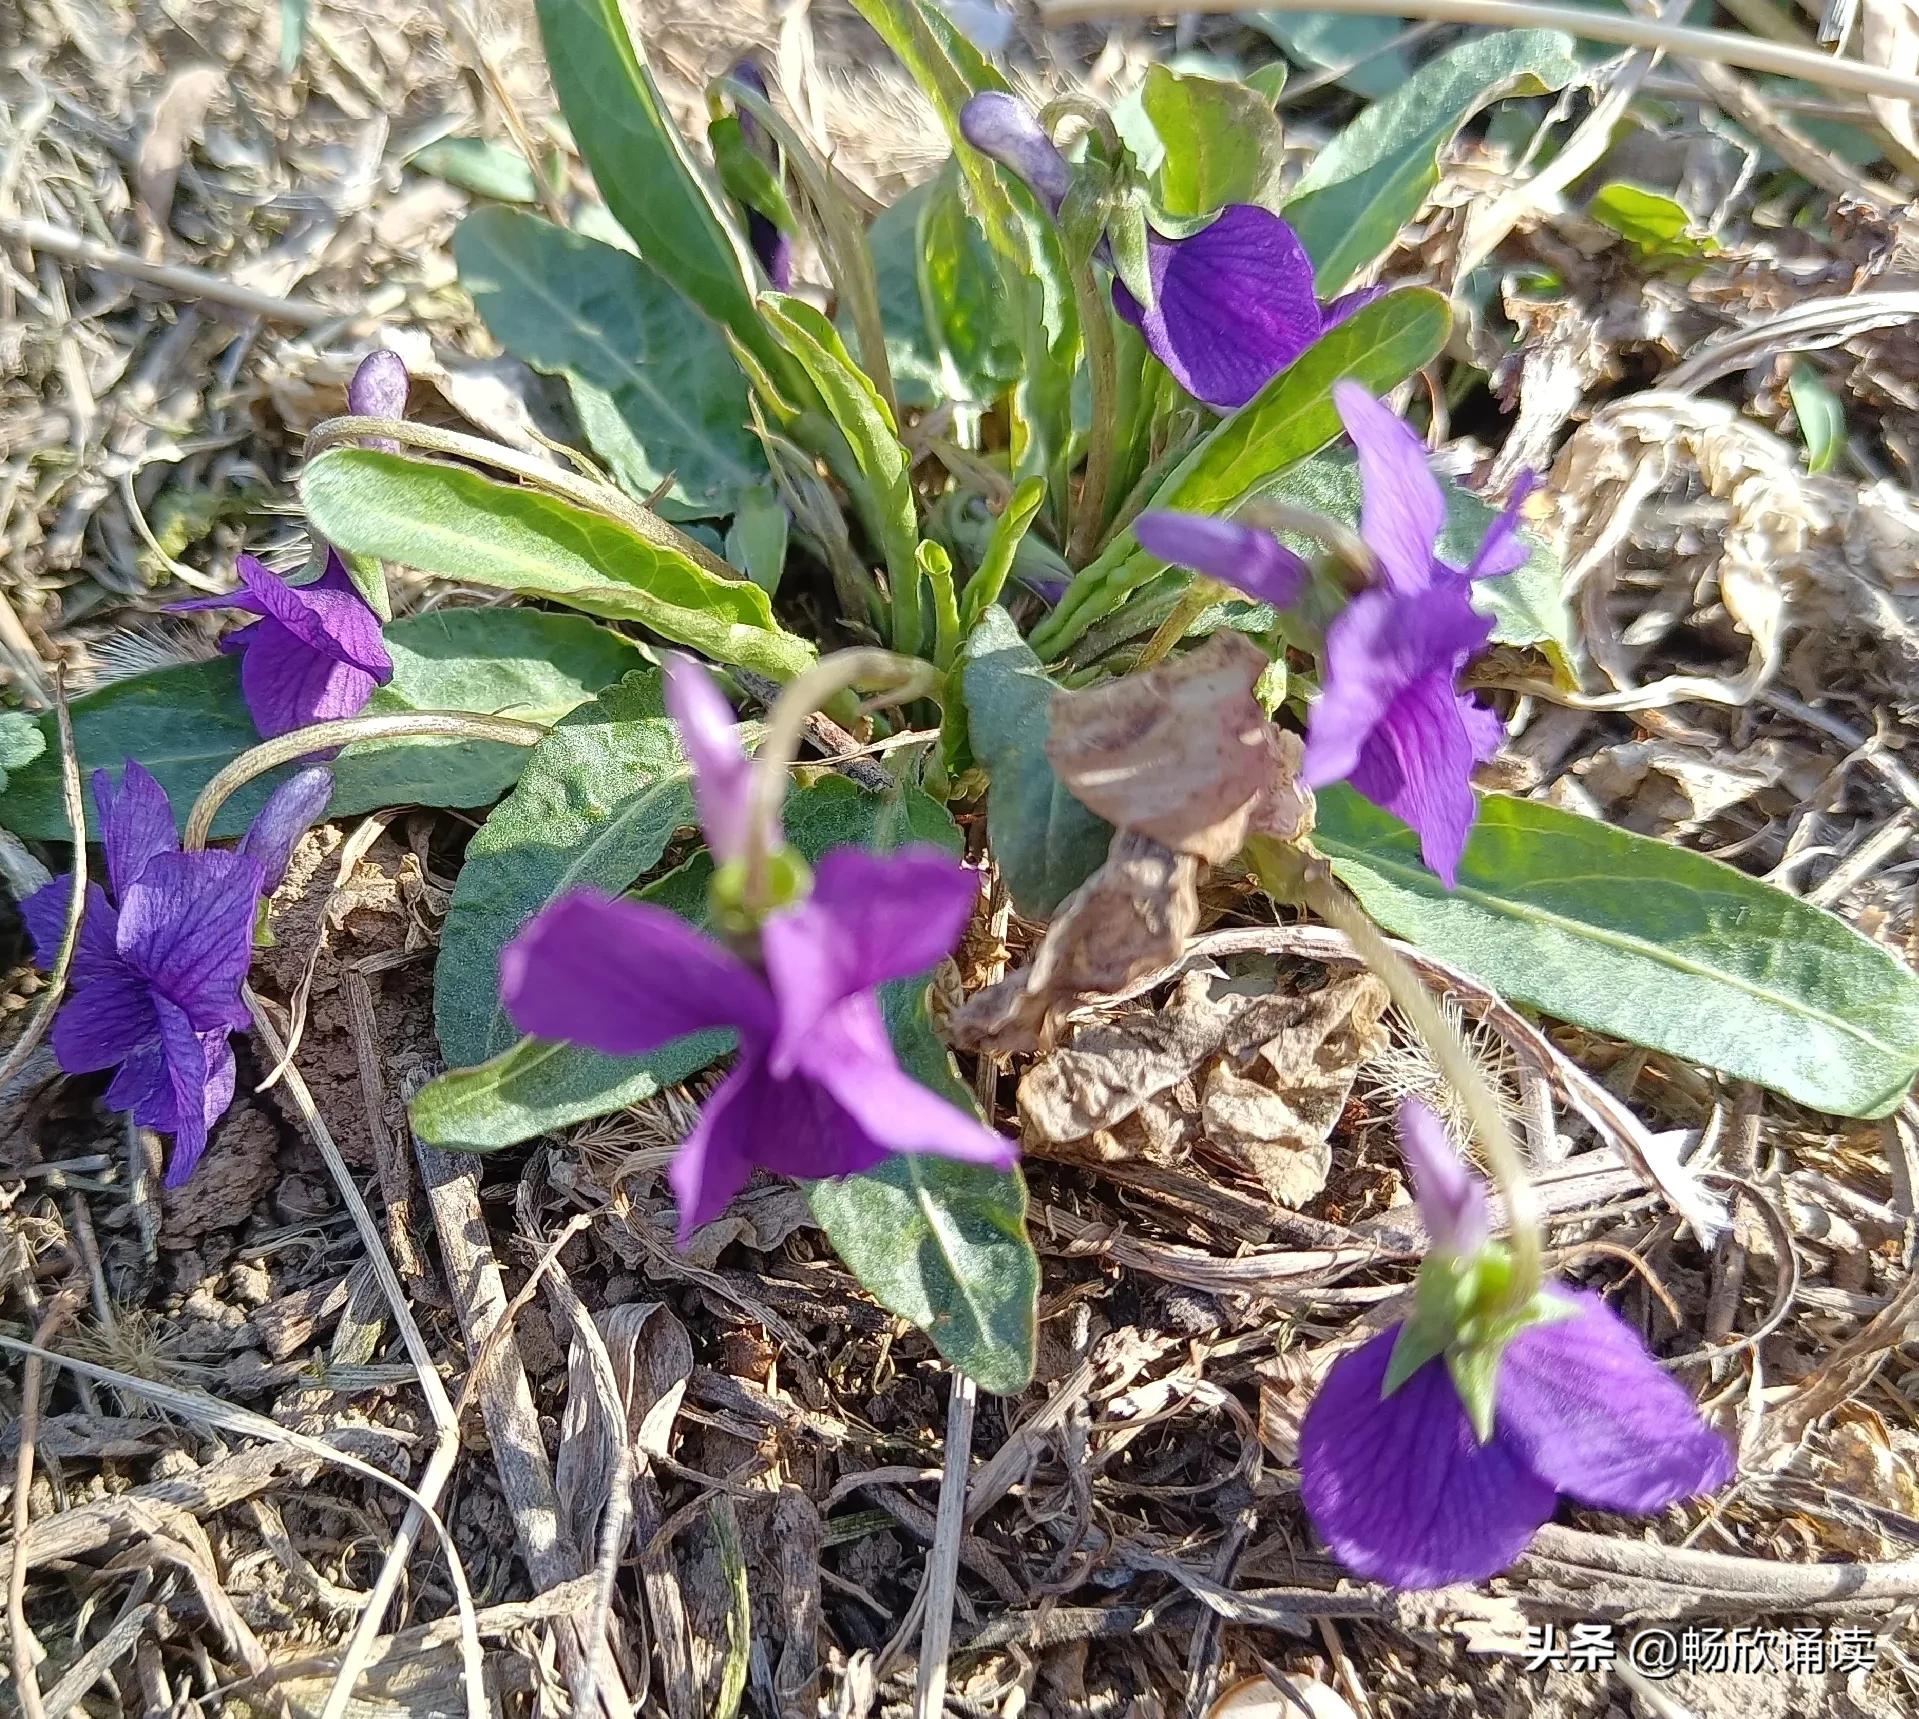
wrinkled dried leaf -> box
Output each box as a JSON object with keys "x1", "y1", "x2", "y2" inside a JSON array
[
  {"x1": 1046, "y1": 631, "x2": 1308, "y2": 862},
  {"x1": 1864, "y1": 0, "x2": 1919, "y2": 162},
  {"x1": 948, "y1": 834, "x2": 1200, "y2": 1055},
  {"x1": 137, "y1": 65, "x2": 225, "y2": 232},
  {"x1": 1205, "y1": 971, "x2": 1387, "y2": 1205}
]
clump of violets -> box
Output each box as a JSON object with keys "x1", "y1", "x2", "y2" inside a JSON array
[
  {"x1": 25, "y1": 762, "x2": 330, "y2": 1184},
  {"x1": 959, "y1": 92, "x2": 1377, "y2": 410},
  {"x1": 500, "y1": 656, "x2": 1017, "y2": 1241},
  {"x1": 176, "y1": 351, "x2": 400, "y2": 740},
  {"x1": 1298, "y1": 1099, "x2": 1731, "y2": 1590},
  {"x1": 1138, "y1": 381, "x2": 1531, "y2": 884}
]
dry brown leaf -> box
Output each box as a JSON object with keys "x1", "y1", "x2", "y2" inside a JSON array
[
  {"x1": 1204, "y1": 971, "x2": 1388, "y2": 1206},
  {"x1": 136, "y1": 65, "x2": 225, "y2": 235},
  {"x1": 947, "y1": 833, "x2": 1199, "y2": 1055},
  {"x1": 1045, "y1": 631, "x2": 1310, "y2": 861},
  {"x1": 1864, "y1": 0, "x2": 1919, "y2": 163}
]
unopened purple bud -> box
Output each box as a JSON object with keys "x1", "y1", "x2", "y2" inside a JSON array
[
  {"x1": 960, "y1": 93, "x2": 1073, "y2": 214},
  {"x1": 1399, "y1": 1098, "x2": 1490, "y2": 1257},
  {"x1": 239, "y1": 765, "x2": 334, "y2": 891},
  {"x1": 1134, "y1": 511, "x2": 1309, "y2": 610},
  {"x1": 348, "y1": 350, "x2": 408, "y2": 452}
]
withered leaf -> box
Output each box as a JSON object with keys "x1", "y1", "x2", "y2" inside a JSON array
[
  {"x1": 1205, "y1": 971, "x2": 1388, "y2": 1207},
  {"x1": 1046, "y1": 631, "x2": 1303, "y2": 863},
  {"x1": 948, "y1": 833, "x2": 1199, "y2": 1055}
]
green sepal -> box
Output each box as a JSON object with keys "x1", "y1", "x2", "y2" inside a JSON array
[
  {"x1": 709, "y1": 845, "x2": 811, "y2": 936},
  {"x1": 1056, "y1": 177, "x2": 1111, "y2": 273},
  {"x1": 709, "y1": 113, "x2": 798, "y2": 238},
  {"x1": 252, "y1": 896, "x2": 277, "y2": 950},
  {"x1": 1105, "y1": 186, "x2": 1156, "y2": 315}
]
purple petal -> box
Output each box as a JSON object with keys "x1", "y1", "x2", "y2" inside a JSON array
[
  {"x1": 238, "y1": 622, "x2": 384, "y2": 739},
  {"x1": 796, "y1": 992, "x2": 1017, "y2": 1170},
  {"x1": 1459, "y1": 691, "x2": 1506, "y2": 767},
  {"x1": 50, "y1": 973, "x2": 160, "y2": 1074},
  {"x1": 748, "y1": 209, "x2": 794, "y2": 290},
  {"x1": 959, "y1": 93, "x2": 1073, "y2": 213},
  {"x1": 1497, "y1": 1292, "x2": 1734, "y2": 1513},
  {"x1": 1324, "y1": 284, "x2": 1388, "y2": 328},
  {"x1": 234, "y1": 554, "x2": 392, "y2": 678},
  {"x1": 667, "y1": 1061, "x2": 768, "y2": 1241},
  {"x1": 1399, "y1": 1097, "x2": 1488, "y2": 1257},
  {"x1": 1133, "y1": 512, "x2": 1308, "y2": 609},
  {"x1": 500, "y1": 889, "x2": 772, "y2": 1058},
  {"x1": 105, "y1": 1040, "x2": 170, "y2": 1120},
  {"x1": 347, "y1": 349, "x2": 409, "y2": 450},
  {"x1": 1300, "y1": 1325, "x2": 1558, "y2": 1590},
  {"x1": 759, "y1": 846, "x2": 977, "y2": 1071},
  {"x1": 22, "y1": 878, "x2": 123, "y2": 985},
  {"x1": 94, "y1": 762, "x2": 180, "y2": 896},
  {"x1": 1464, "y1": 472, "x2": 1539, "y2": 583},
  {"x1": 1332, "y1": 382, "x2": 1447, "y2": 595},
  {"x1": 1114, "y1": 207, "x2": 1323, "y2": 411},
  {"x1": 240, "y1": 766, "x2": 334, "y2": 891},
  {"x1": 663, "y1": 656, "x2": 759, "y2": 867},
  {"x1": 151, "y1": 997, "x2": 234, "y2": 1184},
  {"x1": 115, "y1": 850, "x2": 264, "y2": 1033},
  {"x1": 1302, "y1": 583, "x2": 1494, "y2": 886}
]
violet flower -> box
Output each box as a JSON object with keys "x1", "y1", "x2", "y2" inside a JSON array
[
  {"x1": 501, "y1": 659, "x2": 1016, "y2": 1241},
  {"x1": 1133, "y1": 512, "x2": 1309, "y2": 610},
  {"x1": 175, "y1": 551, "x2": 392, "y2": 740},
  {"x1": 348, "y1": 348, "x2": 409, "y2": 452},
  {"x1": 22, "y1": 763, "x2": 330, "y2": 1185},
  {"x1": 1300, "y1": 382, "x2": 1532, "y2": 885},
  {"x1": 727, "y1": 62, "x2": 795, "y2": 289},
  {"x1": 958, "y1": 92, "x2": 1377, "y2": 411},
  {"x1": 1298, "y1": 1100, "x2": 1731, "y2": 1591}
]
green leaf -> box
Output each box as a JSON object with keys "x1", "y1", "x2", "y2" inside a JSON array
[
  {"x1": 806, "y1": 1146, "x2": 1036, "y2": 1394},
  {"x1": 1253, "y1": 452, "x2": 1569, "y2": 657},
  {"x1": 760, "y1": 294, "x2": 921, "y2": 645},
  {"x1": 1251, "y1": 11, "x2": 1414, "y2": 98},
  {"x1": 962, "y1": 606, "x2": 1112, "y2": 917},
  {"x1": 410, "y1": 136, "x2": 542, "y2": 204},
  {"x1": 1285, "y1": 31, "x2": 1582, "y2": 294},
  {"x1": 917, "y1": 162, "x2": 1023, "y2": 404},
  {"x1": 849, "y1": 0, "x2": 1077, "y2": 500},
  {"x1": 863, "y1": 180, "x2": 947, "y2": 411},
  {"x1": 726, "y1": 482, "x2": 790, "y2": 593},
  {"x1": 534, "y1": 0, "x2": 786, "y2": 380},
  {"x1": 1788, "y1": 364, "x2": 1845, "y2": 475},
  {"x1": 0, "y1": 608, "x2": 643, "y2": 840},
  {"x1": 300, "y1": 448, "x2": 815, "y2": 683},
  {"x1": 1032, "y1": 288, "x2": 1451, "y2": 658},
  {"x1": 434, "y1": 669, "x2": 698, "y2": 1067},
  {"x1": 1141, "y1": 65, "x2": 1288, "y2": 216},
  {"x1": 455, "y1": 208, "x2": 766, "y2": 519},
  {"x1": 0, "y1": 712, "x2": 46, "y2": 794},
  {"x1": 1316, "y1": 787, "x2": 1919, "y2": 1119}
]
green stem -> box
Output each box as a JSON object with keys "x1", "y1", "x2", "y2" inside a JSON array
[
  {"x1": 1065, "y1": 262, "x2": 1120, "y2": 569},
  {"x1": 182, "y1": 712, "x2": 549, "y2": 852},
  {"x1": 1253, "y1": 842, "x2": 1543, "y2": 1314},
  {"x1": 959, "y1": 477, "x2": 1047, "y2": 630},
  {"x1": 1132, "y1": 576, "x2": 1222, "y2": 671},
  {"x1": 921, "y1": 543, "x2": 962, "y2": 674}
]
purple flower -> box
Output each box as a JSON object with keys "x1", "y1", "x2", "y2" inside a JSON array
[
  {"x1": 728, "y1": 62, "x2": 795, "y2": 289},
  {"x1": 21, "y1": 763, "x2": 327, "y2": 1185},
  {"x1": 175, "y1": 551, "x2": 392, "y2": 741},
  {"x1": 1296, "y1": 383, "x2": 1532, "y2": 885},
  {"x1": 1133, "y1": 512, "x2": 1309, "y2": 609},
  {"x1": 1298, "y1": 1101, "x2": 1731, "y2": 1591},
  {"x1": 1398, "y1": 1097, "x2": 1488, "y2": 1258},
  {"x1": 958, "y1": 94, "x2": 1376, "y2": 411},
  {"x1": 1113, "y1": 208, "x2": 1383, "y2": 411},
  {"x1": 348, "y1": 349, "x2": 409, "y2": 452},
  {"x1": 662, "y1": 655, "x2": 761, "y2": 868},
  {"x1": 500, "y1": 662, "x2": 1017, "y2": 1242}
]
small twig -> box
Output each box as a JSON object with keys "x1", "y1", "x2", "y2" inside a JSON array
[
  {"x1": 0, "y1": 676, "x2": 84, "y2": 1095},
  {"x1": 1042, "y1": 0, "x2": 1919, "y2": 102},
  {"x1": 912, "y1": 1374, "x2": 977, "y2": 1717},
  {"x1": 8, "y1": 1290, "x2": 80, "y2": 1719},
  {"x1": 0, "y1": 215, "x2": 340, "y2": 325}
]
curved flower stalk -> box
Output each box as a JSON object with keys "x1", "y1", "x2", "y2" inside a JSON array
[
  {"x1": 1299, "y1": 1099, "x2": 1732, "y2": 1590},
  {"x1": 958, "y1": 92, "x2": 1379, "y2": 411},
  {"x1": 501, "y1": 654, "x2": 1017, "y2": 1242},
  {"x1": 24, "y1": 762, "x2": 330, "y2": 1184},
  {"x1": 1139, "y1": 382, "x2": 1532, "y2": 884}
]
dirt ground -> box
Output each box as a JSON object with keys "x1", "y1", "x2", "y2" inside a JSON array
[{"x1": 4, "y1": 0, "x2": 1919, "y2": 1715}]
